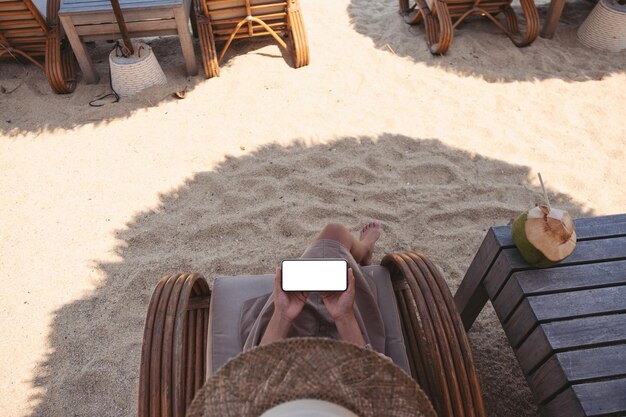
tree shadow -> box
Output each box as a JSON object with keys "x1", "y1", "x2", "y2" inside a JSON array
[
  {"x1": 347, "y1": 0, "x2": 626, "y2": 82},
  {"x1": 27, "y1": 134, "x2": 593, "y2": 417},
  {"x1": 1, "y1": 36, "x2": 202, "y2": 128},
  {"x1": 0, "y1": 34, "x2": 290, "y2": 135}
]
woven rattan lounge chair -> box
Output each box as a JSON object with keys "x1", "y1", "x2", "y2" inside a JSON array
[
  {"x1": 399, "y1": 0, "x2": 540, "y2": 54},
  {"x1": 192, "y1": 0, "x2": 309, "y2": 78},
  {"x1": 0, "y1": 0, "x2": 76, "y2": 93},
  {"x1": 137, "y1": 251, "x2": 487, "y2": 417}
]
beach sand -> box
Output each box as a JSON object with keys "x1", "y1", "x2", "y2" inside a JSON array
[{"x1": 1, "y1": 0, "x2": 625, "y2": 416}]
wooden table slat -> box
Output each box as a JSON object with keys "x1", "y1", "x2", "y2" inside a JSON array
[
  {"x1": 560, "y1": 345, "x2": 626, "y2": 381},
  {"x1": 67, "y1": 8, "x2": 176, "y2": 25},
  {"x1": 75, "y1": 19, "x2": 177, "y2": 36},
  {"x1": 61, "y1": 0, "x2": 181, "y2": 10},
  {"x1": 494, "y1": 260, "x2": 626, "y2": 321},
  {"x1": 505, "y1": 285, "x2": 626, "y2": 348},
  {"x1": 79, "y1": 28, "x2": 176, "y2": 41},
  {"x1": 529, "y1": 344, "x2": 626, "y2": 404},
  {"x1": 516, "y1": 313, "x2": 626, "y2": 375},
  {"x1": 543, "y1": 378, "x2": 626, "y2": 417},
  {"x1": 61, "y1": 3, "x2": 177, "y2": 13},
  {"x1": 541, "y1": 388, "x2": 585, "y2": 417},
  {"x1": 528, "y1": 285, "x2": 626, "y2": 322},
  {"x1": 574, "y1": 378, "x2": 626, "y2": 416},
  {"x1": 485, "y1": 236, "x2": 626, "y2": 301}
]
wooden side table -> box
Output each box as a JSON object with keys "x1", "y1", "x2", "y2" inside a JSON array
[
  {"x1": 59, "y1": 0, "x2": 197, "y2": 84},
  {"x1": 455, "y1": 214, "x2": 626, "y2": 416}
]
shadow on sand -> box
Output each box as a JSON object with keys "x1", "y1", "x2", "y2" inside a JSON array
[
  {"x1": 27, "y1": 134, "x2": 593, "y2": 417},
  {"x1": 0, "y1": 35, "x2": 290, "y2": 135},
  {"x1": 347, "y1": 0, "x2": 626, "y2": 82}
]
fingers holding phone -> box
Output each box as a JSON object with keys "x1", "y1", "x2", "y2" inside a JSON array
[
  {"x1": 322, "y1": 268, "x2": 356, "y2": 321},
  {"x1": 277, "y1": 258, "x2": 353, "y2": 322},
  {"x1": 281, "y1": 259, "x2": 348, "y2": 292},
  {"x1": 273, "y1": 267, "x2": 308, "y2": 323}
]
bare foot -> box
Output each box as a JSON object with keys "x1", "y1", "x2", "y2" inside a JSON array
[{"x1": 359, "y1": 221, "x2": 381, "y2": 266}]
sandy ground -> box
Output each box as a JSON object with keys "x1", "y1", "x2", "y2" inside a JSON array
[{"x1": 1, "y1": 0, "x2": 625, "y2": 416}]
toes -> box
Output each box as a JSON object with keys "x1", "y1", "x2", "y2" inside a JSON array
[
  {"x1": 360, "y1": 221, "x2": 381, "y2": 240},
  {"x1": 361, "y1": 221, "x2": 380, "y2": 233},
  {"x1": 365, "y1": 221, "x2": 380, "y2": 232}
]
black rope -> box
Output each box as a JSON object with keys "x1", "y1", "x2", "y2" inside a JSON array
[{"x1": 89, "y1": 42, "x2": 121, "y2": 107}]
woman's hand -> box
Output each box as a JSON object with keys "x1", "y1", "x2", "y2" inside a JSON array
[
  {"x1": 322, "y1": 268, "x2": 366, "y2": 347},
  {"x1": 261, "y1": 267, "x2": 309, "y2": 345},
  {"x1": 322, "y1": 268, "x2": 356, "y2": 321},
  {"x1": 273, "y1": 266, "x2": 309, "y2": 322}
]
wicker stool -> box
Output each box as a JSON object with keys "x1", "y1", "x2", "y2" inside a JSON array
[
  {"x1": 109, "y1": 42, "x2": 167, "y2": 97},
  {"x1": 578, "y1": 0, "x2": 626, "y2": 52}
]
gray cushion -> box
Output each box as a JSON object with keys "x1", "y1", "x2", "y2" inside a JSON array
[{"x1": 207, "y1": 266, "x2": 410, "y2": 375}]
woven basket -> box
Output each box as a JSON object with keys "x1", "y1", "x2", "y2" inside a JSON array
[
  {"x1": 578, "y1": 0, "x2": 626, "y2": 52},
  {"x1": 109, "y1": 42, "x2": 167, "y2": 96}
]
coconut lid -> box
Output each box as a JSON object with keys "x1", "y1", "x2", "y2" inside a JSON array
[{"x1": 525, "y1": 205, "x2": 577, "y2": 261}]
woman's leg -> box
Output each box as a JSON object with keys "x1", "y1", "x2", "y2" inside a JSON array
[{"x1": 313, "y1": 221, "x2": 381, "y2": 266}]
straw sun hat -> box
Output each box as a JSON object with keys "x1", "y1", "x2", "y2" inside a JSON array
[{"x1": 187, "y1": 338, "x2": 436, "y2": 417}]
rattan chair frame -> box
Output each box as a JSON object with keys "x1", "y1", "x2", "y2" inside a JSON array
[
  {"x1": 0, "y1": 0, "x2": 76, "y2": 93},
  {"x1": 399, "y1": 0, "x2": 539, "y2": 54},
  {"x1": 137, "y1": 251, "x2": 486, "y2": 417},
  {"x1": 192, "y1": 0, "x2": 309, "y2": 78}
]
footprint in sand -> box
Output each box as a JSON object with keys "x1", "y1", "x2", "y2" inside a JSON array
[{"x1": 400, "y1": 163, "x2": 459, "y2": 185}]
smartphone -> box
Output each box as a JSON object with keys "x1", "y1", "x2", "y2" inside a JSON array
[{"x1": 281, "y1": 258, "x2": 348, "y2": 292}]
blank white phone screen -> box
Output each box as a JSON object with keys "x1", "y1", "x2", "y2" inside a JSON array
[{"x1": 281, "y1": 259, "x2": 348, "y2": 292}]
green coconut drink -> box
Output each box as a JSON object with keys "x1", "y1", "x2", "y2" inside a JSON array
[{"x1": 512, "y1": 174, "x2": 577, "y2": 267}]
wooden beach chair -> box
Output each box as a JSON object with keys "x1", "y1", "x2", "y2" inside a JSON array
[
  {"x1": 192, "y1": 0, "x2": 309, "y2": 78},
  {"x1": 137, "y1": 251, "x2": 487, "y2": 417},
  {"x1": 399, "y1": 0, "x2": 540, "y2": 55},
  {"x1": 0, "y1": 0, "x2": 76, "y2": 93}
]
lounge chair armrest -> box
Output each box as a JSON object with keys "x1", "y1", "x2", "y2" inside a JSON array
[
  {"x1": 138, "y1": 273, "x2": 211, "y2": 417},
  {"x1": 382, "y1": 251, "x2": 487, "y2": 417}
]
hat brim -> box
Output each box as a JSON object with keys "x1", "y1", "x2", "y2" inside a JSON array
[{"x1": 187, "y1": 338, "x2": 436, "y2": 417}]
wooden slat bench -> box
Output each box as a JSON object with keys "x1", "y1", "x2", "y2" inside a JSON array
[
  {"x1": 455, "y1": 213, "x2": 626, "y2": 417},
  {"x1": 58, "y1": 0, "x2": 197, "y2": 84}
]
